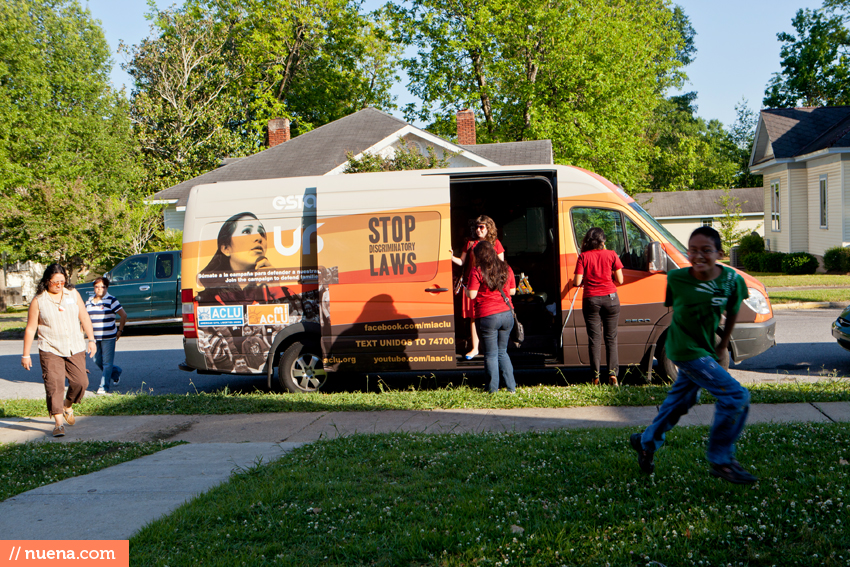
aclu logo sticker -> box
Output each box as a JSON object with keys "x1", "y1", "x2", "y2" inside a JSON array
[
  {"x1": 197, "y1": 305, "x2": 244, "y2": 327},
  {"x1": 247, "y1": 304, "x2": 289, "y2": 326}
]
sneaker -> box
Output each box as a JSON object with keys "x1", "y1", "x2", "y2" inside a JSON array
[
  {"x1": 62, "y1": 408, "x2": 75, "y2": 426},
  {"x1": 96, "y1": 387, "x2": 111, "y2": 396},
  {"x1": 710, "y1": 460, "x2": 758, "y2": 485},
  {"x1": 609, "y1": 374, "x2": 619, "y2": 386},
  {"x1": 112, "y1": 368, "x2": 121, "y2": 385},
  {"x1": 630, "y1": 433, "x2": 655, "y2": 474},
  {"x1": 52, "y1": 425, "x2": 65, "y2": 437}
]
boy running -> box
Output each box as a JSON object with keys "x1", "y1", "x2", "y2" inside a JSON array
[{"x1": 630, "y1": 226, "x2": 757, "y2": 484}]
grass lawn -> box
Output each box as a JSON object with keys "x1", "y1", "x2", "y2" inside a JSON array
[
  {"x1": 129, "y1": 422, "x2": 850, "y2": 566},
  {"x1": 769, "y1": 289, "x2": 850, "y2": 304},
  {"x1": 0, "y1": 311, "x2": 27, "y2": 340},
  {"x1": 751, "y1": 273, "x2": 850, "y2": 288},
  {"x1": 1, "y1": 380, "x2": 849, "y2": 417},
  {"x1": 0, "y1": 440, "x2": 181, "y2": 500}
]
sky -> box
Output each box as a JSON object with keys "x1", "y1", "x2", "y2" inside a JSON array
[{"x1": 85, "y1": 0, "x2": 823, "y2": 129}]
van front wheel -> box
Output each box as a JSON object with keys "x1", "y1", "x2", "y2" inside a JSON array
[
  {"x1": 278, "y1": 341, "x2": 327, "y2": 393},
  {"x1": 653, "y1": 332, "x2": 731, "y2": 385},
  {"x1": 654, "y1": 334, "x2": 678, "y2": 384}
]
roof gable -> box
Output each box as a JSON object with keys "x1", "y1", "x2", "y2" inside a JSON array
[
  {"x1": 152, "y1": 107, "x2": 554, "y2": 208},
  {"x1": 751, "y1": 106, "x2": 850, "y2": 166}
]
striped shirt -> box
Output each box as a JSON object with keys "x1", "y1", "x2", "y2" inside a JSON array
[
  {"x1": 36, "y1": 289, "x2": 86, "y2": 357},
  {"x1": 85, "y1": 294, "x2": 124, "y2": 340}
]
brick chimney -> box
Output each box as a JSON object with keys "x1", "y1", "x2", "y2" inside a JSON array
[
  {"x1": 268, "y1": 118, "x2": 290, "y2": 147},
  {"x1": 456, "y1": 109, "x2": 476, "y2": 145}
]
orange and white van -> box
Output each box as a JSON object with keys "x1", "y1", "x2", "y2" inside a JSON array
[{"x1": 179, "y1": 165, "x2": 776, "y2": 392}]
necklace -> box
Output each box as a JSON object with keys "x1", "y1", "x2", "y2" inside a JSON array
[{"x1": 48, "y1": 291, "x2": 65, "y2": 312}]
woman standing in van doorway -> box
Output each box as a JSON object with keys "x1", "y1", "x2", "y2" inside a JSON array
[
  {"x1": 21, "y1": 264, "x2": 97, "y2": 437},
  {"x1": 574, "y1": 227, "x2": 624, "y2": 385},
  {"x1": 450, "y1": 215, "x2": 505, "y2": 359},
  {"x1": 467, "y1": 241, "x2": 516, "y2": 393}
]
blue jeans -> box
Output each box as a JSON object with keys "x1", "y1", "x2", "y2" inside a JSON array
[
  {"x1": 94, "y1": 339, "x2": 122, "y2": 392},
  {"x1": 476, "y1": 310, "x2": 516, "y2": 393},
  {"x1": 640, "y1": 356, "x2": 749, "y2": 465}
]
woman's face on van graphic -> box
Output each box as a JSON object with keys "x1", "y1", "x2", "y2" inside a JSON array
[{"x1": 222, "y1": 219, "x2": 268, "y2": 271}]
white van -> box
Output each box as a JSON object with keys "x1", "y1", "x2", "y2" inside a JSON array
[{"x1": 178, "y1": 165, "x2": 775, "y2": 392}]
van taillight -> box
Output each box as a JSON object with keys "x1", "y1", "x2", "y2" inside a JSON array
[{"x1": 182, "y1": 288, "x2": 198, "y2": 339}]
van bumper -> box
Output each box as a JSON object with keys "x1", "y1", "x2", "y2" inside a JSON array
[
  {"x1": 729, "y1": 318, "x2": 776, "y2": 363},
  {"x1": 180, "y1": 338, "x2": 208, "y2": 371}
]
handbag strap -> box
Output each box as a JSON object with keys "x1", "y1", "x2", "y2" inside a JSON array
[{"x1": 498, "y1": 287, "x2": 515, "y2": 315}]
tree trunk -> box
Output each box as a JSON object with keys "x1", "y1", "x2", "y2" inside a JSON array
[
  {"x1": 278, "y1": 23, "x2": 306, "y2": 100},
  {"x1": 470, "y1": 49, "x2": 494, "y2": 137}
]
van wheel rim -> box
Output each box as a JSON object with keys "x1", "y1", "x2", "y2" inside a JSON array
[{"x1": 292, "y1": 354, "x2": 327, "y2": 391}]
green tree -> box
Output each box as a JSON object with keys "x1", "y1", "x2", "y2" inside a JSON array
[
  {"x1": 716, "y1": 188, "x2": 759, "y2": 253},
  {"x1": 343, "y1": 139, "x2": 456, "y2": 173},
  {"x1": 763, "y1": 8, "x2": 850, "y2": 107},
  {"x1": 730, "y1": 99, "x2": 763, "y2": 188},
  {"x1": 0, "y1": 0, "x2": 140, "y2": 197},
  {"x1": 647, "y1": 93, "x2": 739, "y2": 192},
  {"x1": 0, "y1": 181, "x2": 160, "y2": 279},
  {"x1": 0, "y1": 0, "x2": 143, "y2": 266},
  {"x1": 123, "y1": 0, "x2": 401, "y2": 193},
  {"x1": 389, "y1": 0, "x2": 685, "y2": 192},
  {"x1": 120, "y1": 2, "x2": 250, "y2": 193}
]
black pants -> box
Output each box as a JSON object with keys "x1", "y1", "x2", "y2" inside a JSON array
[{"x1": 582, "y1": 293, "x2": 620, "y2": 379}]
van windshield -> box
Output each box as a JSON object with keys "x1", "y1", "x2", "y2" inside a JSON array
[{"x1": 628, "y1": 202, "x2": 687, "y2": 256}]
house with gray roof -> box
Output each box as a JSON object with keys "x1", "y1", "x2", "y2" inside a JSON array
[
  {"x1": 635, "y1": 187, "x2": 763, "y2": 247},
  {"x1": 151, "y1": 107, "x2": 554, "y2": 231},
  {"x1": 749, "y1": 106, "x2": 850, "y2": 257}
]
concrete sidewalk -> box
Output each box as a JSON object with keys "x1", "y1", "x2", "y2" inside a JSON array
[{"x1": 1, "y1": 402, "x2": 849, "y2": 540}]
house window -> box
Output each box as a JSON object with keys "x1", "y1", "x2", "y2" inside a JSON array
[
  {"x1": 700, "y1": 218, "x2": 713, "y2": 227},
  {"x1": 820, "y1": 175, "x2": 828, "y2": 228},
  {"x1": 771, "y1": 180, "x2": 780, "y2": 232}
]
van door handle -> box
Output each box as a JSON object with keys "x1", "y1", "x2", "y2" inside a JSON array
[
  {"x1": 427, "y1": 287, "x2": 450, "y2": 292},
  {"x1": 139, "y1": 285, "x2": 151, "y2": 291}
]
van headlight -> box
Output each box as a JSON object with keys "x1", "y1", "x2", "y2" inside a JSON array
[{"x1": 743, "y1": 288, "x2": 770, "y2": 315}]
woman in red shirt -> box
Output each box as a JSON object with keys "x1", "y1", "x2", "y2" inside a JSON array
[
  {"x1": 450, "y1": 215, "x2": 505, "y2": 359},
  {"x1": 467, "y1": 241, "x2": 516, "y2": 393},
  {"x1": 574, "y1": 227, "x2": 624, "y2": 385}
]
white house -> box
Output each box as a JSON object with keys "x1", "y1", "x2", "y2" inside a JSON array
[{"x1": 749, "y1": 106, "x2": 850, "y2": 258}]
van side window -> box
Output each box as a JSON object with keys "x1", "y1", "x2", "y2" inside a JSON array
[
  {"x1": 156, "y1": 254, "x2": 174, "y2": 279},
  {"x1": 110, "y1": 257, "x2": 149, "y2": 282},
  {"x1": 623, "y1": 218, "x2": 653, "y2": 271},
  {"x1": 570, "y1": 207, "x2": 626, "y2": 257}
]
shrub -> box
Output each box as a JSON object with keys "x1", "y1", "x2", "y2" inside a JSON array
[
  {"x1": 742, "y1": 252, "x2": 764, "y2": 272},
  {"x1": 737, "y1": 232, "x2": 765, "y2": 259},
  {"x1": 782, "y1": 252, "x2": 819, "y2": 275},
  {"x1": 760, "y1": 252, "x2": 786, "y2": 273},
  {"x1": 823, "y1": 246, "x2": 850, "y2": 272}
]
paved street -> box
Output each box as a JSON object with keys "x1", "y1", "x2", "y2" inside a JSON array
[{"x1": 0, "y1": 310, "x2": 847, "y2": 400}]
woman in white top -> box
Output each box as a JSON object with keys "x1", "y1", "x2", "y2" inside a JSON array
[{"x1": 21, "y1": 264, "x2": 97, "y2": 437}]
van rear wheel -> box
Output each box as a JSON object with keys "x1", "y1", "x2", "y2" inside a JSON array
[{"x1": 278, "y1": 341, "x2": 327, "y2": 393}]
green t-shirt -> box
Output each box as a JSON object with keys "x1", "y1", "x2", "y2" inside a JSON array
[{"x1": 664, "y1": 266, "x2": 747, "y2": 363}]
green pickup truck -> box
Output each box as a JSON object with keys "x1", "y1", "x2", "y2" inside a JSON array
[{"x1": 76, "y1": 251, "x2": 182, "y2": 325}]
